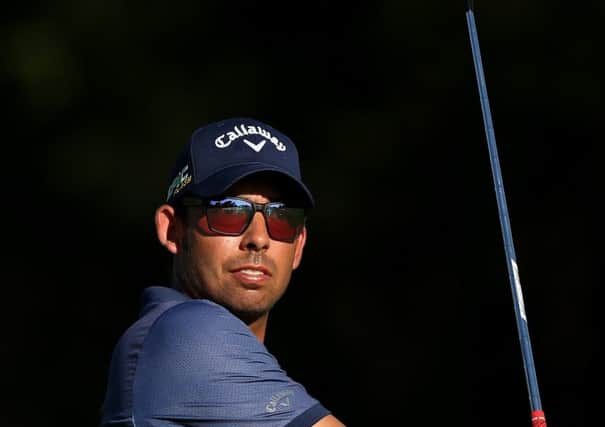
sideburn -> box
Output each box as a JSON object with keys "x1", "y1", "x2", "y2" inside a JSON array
[{"x1": 172, "y1": 226, "x2": 205, "y2": 300}]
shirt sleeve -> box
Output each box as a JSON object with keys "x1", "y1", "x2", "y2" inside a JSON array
[{"x1": 132, "y1": 300, "x2": 330, "y2": 427}]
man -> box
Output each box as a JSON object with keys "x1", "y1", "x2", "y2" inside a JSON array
[{"x1": 100, "y1": 117, "x2": 346, "y2": 426}]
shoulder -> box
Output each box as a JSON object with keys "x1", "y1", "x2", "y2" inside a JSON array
[
  {"x1": 144, "y1": 299, "x2": 258, "y2": 355},
  {"x1": 152, "y1": 298, "x2": 247, "y2": 335},
  {"x1": 137, "y1": 299, "x2": 270, "y2": 376},
  {"x1": 131, "y1": 300, "x2": 327, "y2": 425}
]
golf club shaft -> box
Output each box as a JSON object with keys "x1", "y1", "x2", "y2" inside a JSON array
[{"x1": 464, "y1": 1, "x2": 547, "y2": 426}]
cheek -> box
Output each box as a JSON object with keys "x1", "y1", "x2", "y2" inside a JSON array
[
  {"x1": 187, "y1": 231, "x2": 239, "y2": 276},
  {"x1": 274, "y1": 245, "x2": 299, "y2": 273}
]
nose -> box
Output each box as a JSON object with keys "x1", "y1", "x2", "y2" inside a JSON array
[{"x1": 239, "y1": 212, "x2": 270, "y2": 251}]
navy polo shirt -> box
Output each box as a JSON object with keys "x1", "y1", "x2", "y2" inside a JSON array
[{"x1": 100, "y1": 286, "x2": 329, "y2": 426}]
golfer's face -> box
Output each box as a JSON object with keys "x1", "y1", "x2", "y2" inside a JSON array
[{"x1": 179, "y1": 178, "x2": 306, "y2": 323}]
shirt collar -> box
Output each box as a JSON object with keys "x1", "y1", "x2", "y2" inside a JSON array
[{"x1": 139, "y1": 286, "x2": 190, "y2": 317}]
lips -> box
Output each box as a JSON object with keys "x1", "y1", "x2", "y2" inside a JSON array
[
  {"x1": 231, "y1": 265, "x2": 272, "y2": 286},
  {"x1": 231, "y1": 265, "x2": 271, "y2": 276}
]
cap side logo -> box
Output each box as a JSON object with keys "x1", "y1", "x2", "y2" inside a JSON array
[
  {"x1": 215, "y1": 124, "x2": 286, "y2": 151},
  {"x1": 166, "y1": 164, "x2": 192, "y2": 200}
]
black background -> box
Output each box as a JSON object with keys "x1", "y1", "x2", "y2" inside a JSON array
[{"x1": 3, "y1": 1, "x2": 602, "y2": 426}]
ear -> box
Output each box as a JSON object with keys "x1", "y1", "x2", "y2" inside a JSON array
[
  {"x1": 155, "y1": 204, "x2": 182, "y2": 255},
  {"x1": 291, "y1": 226, "x2": 307, "y2": 270}
]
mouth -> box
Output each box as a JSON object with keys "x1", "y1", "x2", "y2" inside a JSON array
[{"x1": 231, "y1": 265, "x2": 272, "y2": 287}]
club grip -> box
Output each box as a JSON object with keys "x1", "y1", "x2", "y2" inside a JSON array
[{"x1": 531, "y1": 410, "x2": 547, "y2": 427}]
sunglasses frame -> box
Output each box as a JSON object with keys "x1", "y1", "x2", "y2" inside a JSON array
[{"x1": 180, "y1": 196, "x2": 306, "y2": 243}]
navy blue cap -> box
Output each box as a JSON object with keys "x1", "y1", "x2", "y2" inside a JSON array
[{"x1": 166, "y1": 117, "x2": 314, "y2": 207}]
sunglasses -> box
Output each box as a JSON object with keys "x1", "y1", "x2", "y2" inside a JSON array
[{"x1": 181, "y1": 196, "x2": 306, "y2": 243}]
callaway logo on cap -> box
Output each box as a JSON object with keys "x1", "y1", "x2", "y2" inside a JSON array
[{"x1": 165, "y1": 117, "x2": 314, "y2": 207}]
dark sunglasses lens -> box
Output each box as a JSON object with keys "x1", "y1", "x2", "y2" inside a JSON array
[
  {"x1": 207, "y1": 198, "x2": 252, "y2": 234},
  {"x1": 265, "y1": 204, "x2": 305, "y2": 241}
]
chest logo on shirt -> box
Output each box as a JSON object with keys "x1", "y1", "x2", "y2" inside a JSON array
[{"x1": 265, "y1": 390, "x2": 293, "y2": 413}]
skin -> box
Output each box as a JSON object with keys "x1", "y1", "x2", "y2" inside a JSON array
[{"x1": 155, "y1": 174, "x2": 345, "y2": 427}]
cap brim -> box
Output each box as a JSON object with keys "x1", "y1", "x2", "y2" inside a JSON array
[{"x1": 180, "y1": 162, "x2": 314, "y2": 208}]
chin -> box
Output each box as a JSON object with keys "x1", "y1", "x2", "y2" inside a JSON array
[
  {"x1": 228, "y1": 300, "x2": 273, "y2": 325},
  {"x1": 227, "y1": 307, "x2": 263, "y2": 325}
]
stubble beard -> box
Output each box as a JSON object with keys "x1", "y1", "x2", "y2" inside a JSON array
[{"x1": 174, "y1": 230, "x2": 276, "y2": 325}]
